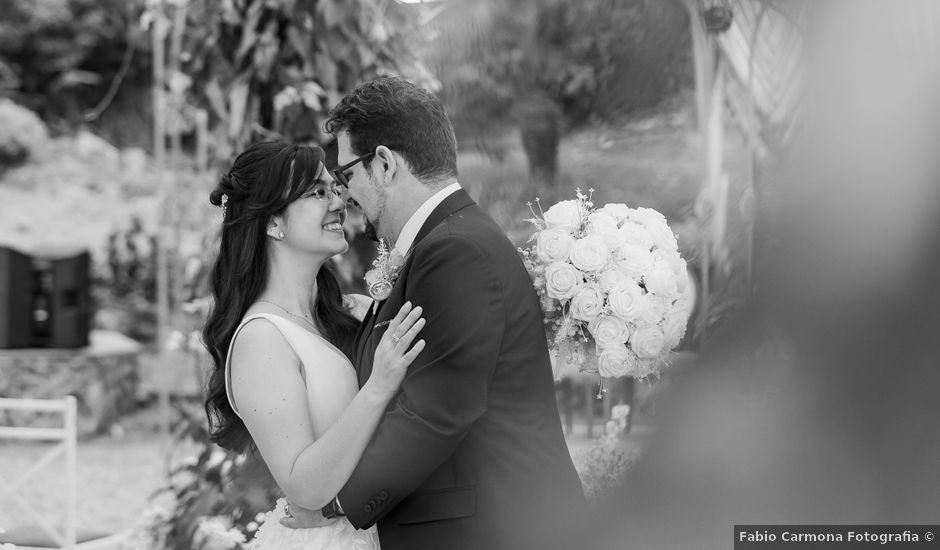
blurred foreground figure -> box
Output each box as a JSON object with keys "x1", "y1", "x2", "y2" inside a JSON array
[{"x1": 584, "y1": 2, "x2": 940, "y2": 548}]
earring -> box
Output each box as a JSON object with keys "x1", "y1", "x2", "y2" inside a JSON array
[{"x1": 278, "y1": 231, "x2": 285, "y2": 239}]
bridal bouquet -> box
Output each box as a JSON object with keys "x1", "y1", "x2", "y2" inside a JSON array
[{"x1": 519, "y1": 189, "x2": 693, "y2": 379}]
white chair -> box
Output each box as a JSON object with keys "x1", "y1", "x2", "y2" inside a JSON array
[{"x1": 0, "y1": 396, "x2": 125, "y2": 550}]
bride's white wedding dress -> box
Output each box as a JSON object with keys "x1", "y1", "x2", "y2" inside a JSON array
[{"x1": 225, "y1": 313, "x2": 380, "y2": 550}]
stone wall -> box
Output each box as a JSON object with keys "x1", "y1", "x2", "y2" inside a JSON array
[{"x1": 0, "y1": 330, "x2": 141, "y2": 438}]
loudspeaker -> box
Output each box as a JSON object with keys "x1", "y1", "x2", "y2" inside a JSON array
[
  {"x1": 0, "y1": 246, "x2": 32, "y2": 348},
  {"x1": 29, "y1": 250, "x2": 91, "y2": 348}
]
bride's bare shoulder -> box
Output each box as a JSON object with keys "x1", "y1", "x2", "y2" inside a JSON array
[{"x1": 343, "y1": 293, "x2": 373, "y2": 321}]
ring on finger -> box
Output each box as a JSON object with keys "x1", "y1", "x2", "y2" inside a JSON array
[
  {"x1": 392, "y1": 333, "x2": 401, "y2": 343},
  {"x1": 284, "y1": 502, "x2": 293, "y2": 519}
]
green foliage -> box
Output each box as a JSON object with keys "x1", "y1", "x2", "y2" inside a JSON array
[
  {"x1": 0, "y1": 0, "x2": 150, "y2": 136},
  {"x1": 0, "y1": 0, "x2": 426, "y2": 157},
  {"x1": 169, "y1": 0, "x2": 430, "y2": 162},
  {"x1": 127, "y1": 402, "x2": 278, "y2": 550},
  {"x1": 94, "y1": 216, "x2": 160, "y2": 342}
]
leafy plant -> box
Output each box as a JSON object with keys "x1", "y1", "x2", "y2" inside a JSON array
[
  {"x1": 0, "y1": 0, "x2": 151, "y2": 143},
  {"x1": 162, "y1": 0, "x2": 431, "y2": 162},
  {"x1": 126, "y1": 401, "x2": 278, "y2": 550},
  {"x1": 94, "y1": 216, "x2": 160, "y2": 341}
]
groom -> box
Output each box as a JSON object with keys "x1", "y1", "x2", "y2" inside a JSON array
[{"x1": 288, "y1": 77, "x2": 585, "y2": 549}]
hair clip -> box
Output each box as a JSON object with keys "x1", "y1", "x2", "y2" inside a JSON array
[{"x1": 221, "y1": 194, "x2": 229, "y2": 220}]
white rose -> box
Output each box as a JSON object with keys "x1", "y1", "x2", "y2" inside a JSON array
[
  {"x1": 367, "y1": 280, "x2": 393, "y2": 301},
  {"x1": 630, "y1": 325, "x2": 666, "y2": 359},
  {"x1": 648, "y1": 223, "x2": 678, "y2": 252},
  {"x1": 636, "y1": 294, "x2": 669, "y2": 326},
  {"x1": 597, "y1": 267, "x2": 626, "y2": 293},
  {"x1": 569, "y1": 235, "x2": 609, "y2": 272},
  {"x1": 618, "y1": 245, "x2": 654, "y2": 279},
  {"x1": 676, "y1": 263, "x2": 692, "y2": 296},
  {"x1": 542, "y1": 200, "x2": 582, "y2": 233},
  {"x1": 607, "y1": 278, "x2": 645, "y2": 321},
  {"x1": 674, "y1": 293, "x2": 694, "y2": 317},
  {"x1": 570, "y1": 285, "x2": 604, "y2": 322},
  {"x1": 544, "y1": 261, "x2": 583, "y2": 301},
  {"x1": 596, "y1": 344, "x2": 633, "y2": 378},
  {"x1": 651, "y1": 248, "x2": 684, "y2": 275},
  {"x1": 535, "y1": 228, "x2": 575, "y2": 263},
  {"x1": 588, "y1": 314, "x2": 631, "y2": 347},
  {"x1": 662, "y1": 311, "x2": 689, "y2": 349},
  {"x1": 644, "y1": 260, "x2": 680, "y2": 298},
  {"x1": 629, "y1": 206, "x2": 668, "y2": 226},
  {"x1": 599, "y1": 203, "x2": 632, "y2": 225},
  {"x1": 586, "y1": 212, "x2": 621, "y2": 250},
  {"x1": 633, "y1": 208, "x2": 678, "y2": 252},
  {"x1": 617, "y1": 222, "x2": 654, "y2": 251}
]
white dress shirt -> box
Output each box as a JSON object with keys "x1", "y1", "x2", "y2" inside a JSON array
[
  {"x1": 392, "y1": 182, "x2": 462, "y2": 255},
  {"x1": 369, "y1": 182, "x2": 462, "y2": 315}
]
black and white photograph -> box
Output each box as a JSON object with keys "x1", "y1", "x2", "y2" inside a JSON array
[{"x1": 1, "y1": 1, "x2": 938, "y2": 549}]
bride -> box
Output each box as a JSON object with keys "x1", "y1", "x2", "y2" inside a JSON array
[{"x1": 202, "y1": 141, "x2": 426, "y2": 549}]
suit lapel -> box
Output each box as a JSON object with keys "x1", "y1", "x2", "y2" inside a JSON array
[
  {"x1": 354, "y1": 304, "x2": 376, "y2": 388},
  {"x1": 412, "y1": 189, "x2": 476, "y2": 246},
  {"x1": 353, "y1": 189, "x2": 477, "y2": 388}
]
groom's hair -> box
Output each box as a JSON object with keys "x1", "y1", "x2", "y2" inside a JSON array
[{"x1": 326, "y1": 76, "x2": 458, "y2": 183}]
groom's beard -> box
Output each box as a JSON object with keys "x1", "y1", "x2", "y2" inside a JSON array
[{"x1": 364, "y1": 217, "x2": 379, "y2": 242}]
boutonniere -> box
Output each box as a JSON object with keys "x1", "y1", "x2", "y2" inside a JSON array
[{"x1": 364, "y1": 239, "x2": 405, "y2": 301}]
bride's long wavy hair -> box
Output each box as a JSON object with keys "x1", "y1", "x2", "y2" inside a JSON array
[{"x1": 203, "y1": 141, "x2": 360, "y2": 453}]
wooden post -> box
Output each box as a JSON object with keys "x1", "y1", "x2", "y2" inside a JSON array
[
  {"x1": 166, "y1": 1, "x2": 189, "y2": 365},
  {"x1": 195, "y1": 109, "x2": 209, "y2": 172},
  {"x1": 703, "y1": 61, "x2": 727, "y2": 336},
  {"x1": 168, "y1": 0, "x2": 187, "y2": 170},
  {"x1": 153, "y1": 4, "x2": 166, "y2": 174},
  {"x1": 64, "y1": 396, "x2": 77, "y2": 548},
  {"x1": 688, "y1": 0, "x2": 711, "y2": 134},
  {"x1": 152, "y1": 0, "x2": 172, "y2": 442},
  {"x1": 687, "y1": 0, "x2": 728, "y2": 339}
]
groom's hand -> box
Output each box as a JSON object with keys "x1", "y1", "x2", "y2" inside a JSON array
[{"x1": 278, "y1": 501, "x2": 340, "y2": 529}]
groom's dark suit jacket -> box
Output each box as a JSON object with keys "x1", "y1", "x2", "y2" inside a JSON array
[{"x1": 338, "y1": 189, "x2": 586, "y2": 550}]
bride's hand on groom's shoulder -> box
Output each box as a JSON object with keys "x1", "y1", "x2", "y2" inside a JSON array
[
  {"x1": 278, "y1": 501, "x2": 339, "y2": 529},
  {"x1": 365, "y1": 301, "x2": 427, "y2": 400}
]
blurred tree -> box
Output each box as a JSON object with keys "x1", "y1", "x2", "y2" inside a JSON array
[
  {"x1": 425, "y1": 0, "x2": 691, "y2": 184},
  {"x1": 0, "y1": 0, "x2": 152, "y2": 147}
]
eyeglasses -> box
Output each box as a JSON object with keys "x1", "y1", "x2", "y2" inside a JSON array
[
  {"x1": 303, "y1": 179, "x2": 346, "y2": 201},
  {"x1": 331, "y1": 151, "x2": 376, "y2": 188}
]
